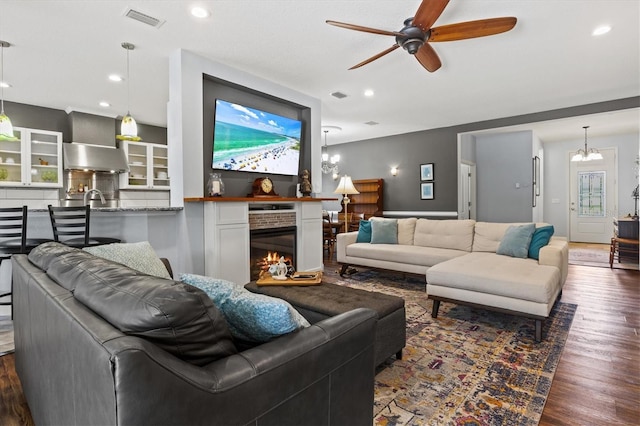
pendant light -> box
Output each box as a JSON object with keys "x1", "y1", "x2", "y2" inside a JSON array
[
  {"x1": 571, "y1": 126, "x2": 602, "y2": 162},
  {"x1": 0, "y1": 40, "x2": 17, "y2": 141},
  {"x1": 321, "y1": 126, "x2": 340, "y2": 175},
  {"x1": 116, "y1": 42, "x2": 140, "y2": 141}
]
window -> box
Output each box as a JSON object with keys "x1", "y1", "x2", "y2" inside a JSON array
[{"x1": 578, "y1": 171, "x2": 605, "y2": 217}]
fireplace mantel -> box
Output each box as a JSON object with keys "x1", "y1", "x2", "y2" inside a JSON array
[{"x1": 187, "y1": 198, "x2": 325, "y2": 285}]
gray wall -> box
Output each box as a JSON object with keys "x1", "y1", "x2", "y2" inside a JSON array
[
  {"x1": 476, "y1": 131, "x2": 533, "y2": 222},
  {"x1": 323, "y1": 97, "x2": 639, "y2": 217},
  {"x1": 201, "y1": 76, "x2": 311, "y2": 197},
  {"x1": 4, "y1": 100, "x2": 166, "y2": 144}
]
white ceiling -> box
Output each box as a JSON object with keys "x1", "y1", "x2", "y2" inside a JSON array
[{"x1": 0, "y1": 0, "x2": 638, "y2": 145}]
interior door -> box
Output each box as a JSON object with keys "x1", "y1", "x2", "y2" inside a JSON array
[
  {"x1": 569, "y1": 148, "x2": 617, "y2": 243},
  {"x1": 459, "y1": 162, "x2": 476, "y2": 220}
]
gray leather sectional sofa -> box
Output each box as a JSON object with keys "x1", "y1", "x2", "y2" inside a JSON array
[{"x1": 13, "y1": 242, "x2": 377, "y2": 425}]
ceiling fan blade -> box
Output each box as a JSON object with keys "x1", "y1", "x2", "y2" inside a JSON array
[
  {"x1": 349, "y1": 45, "x2": 400, "y2": 70},
  {"x1": 429, "y1": 17, "x2": 517, "y2": 42},
  {"x1": 326, "y1": 20, "x2": 405, "y2": 37},
  {"x1": 415, "y1": 43, "x2": 442, "y2": 72},
  {"x1": 412, "y1": 0, "x2": 450, "y2": 31}
]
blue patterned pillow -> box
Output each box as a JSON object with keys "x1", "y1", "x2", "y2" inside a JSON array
[
  {"x1": 180, "y1": 273, "x2": 310, "y2": 342},
  {"x1": 497, "y1": 224, "x2": 536, "y2": 258}
]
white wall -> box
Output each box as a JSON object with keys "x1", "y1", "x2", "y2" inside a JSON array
[{"x1": 543, "y1": 132, "x2": 639, "y2": 237}]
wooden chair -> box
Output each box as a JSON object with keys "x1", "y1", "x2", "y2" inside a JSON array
[
  {"x1": 609, "y1": 236, "x2": 640, "y2": 268},
  {"x1": 48, "y1": 205, "x2": 122, "y2": 248},
  {"x1": 0, "y1": 206, "x2": 52, "y2": 318},
  {"x1": 322, "y1": 212, "x2": 335, "y2": 259}
]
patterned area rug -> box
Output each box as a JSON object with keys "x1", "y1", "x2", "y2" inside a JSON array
[
  {"x1": 569, "y1": 247, "x2": 639, "y2": 270},
  {"x1": 323, "y1": 269, "x2": 576, "y2": 426}
]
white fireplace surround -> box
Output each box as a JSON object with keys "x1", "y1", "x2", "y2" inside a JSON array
[{"x1": 202, "y1": 200, "x2": 323, "y2": 285}]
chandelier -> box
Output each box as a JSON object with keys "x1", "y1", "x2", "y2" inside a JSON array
[
  {"x1": 321, "y1": 126, "x2": 340, "y2": 176},
  {"x1": 571, "y1": 126, "x2": 603, "y2": 162}
]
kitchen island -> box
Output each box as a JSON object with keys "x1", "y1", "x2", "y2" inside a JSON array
[{"x1": 23, "y1": 207, "x2": 182, "y2": 262}]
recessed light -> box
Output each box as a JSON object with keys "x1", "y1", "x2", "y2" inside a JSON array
[
  {"x1": 108, "y1": 74, "x2": 123, "y2": 82},
  {"x1": 592, "y1": 25, "x2": 611, "y2": 36},
  {"x1": 191, "y1": 7, "x2": 210, "y2": 18},
  {"x1": 0, "y1": 81, "x2": 10, "y2": 88},
  {"x1": 364, "y1": 89, "x2": 374, "y2": 97},
  {"x1": 99, "y1": 101, "x2": 110, "y2": 107}
]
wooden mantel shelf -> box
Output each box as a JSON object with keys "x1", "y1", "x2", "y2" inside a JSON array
[{"x1": 185, "y1": 197, "x2": 337, "y2": 202}]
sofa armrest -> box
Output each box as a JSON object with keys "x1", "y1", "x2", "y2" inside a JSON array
[
  {"x1": 337, "y1": 231, "x2": 359, "y2": 262},
  {"x1": 108, "y1": 308, "x2": 377, "y2": 426},
  {"x1": 539, "y1": 236, "x2": 568, "y2": 286}
]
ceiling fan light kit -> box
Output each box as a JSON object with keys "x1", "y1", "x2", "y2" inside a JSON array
[{"x1": 327, "y1": 0, "x2": 517, "y2": 73}]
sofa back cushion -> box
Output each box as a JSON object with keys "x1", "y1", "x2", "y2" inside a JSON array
[
  {"x1": 413, "y1": 219, "x2": 475, "y2": 251},
  {"x1": 473, "y1": 222, "x2": 553, "y2": 253},
  {"x1": 28, "y1": 242, "x2": 237, "y2": 366}
]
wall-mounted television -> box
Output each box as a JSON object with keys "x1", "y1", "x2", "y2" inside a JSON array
[{"x1": 212, "y1": 99, "x2": 302, "y2": 176}]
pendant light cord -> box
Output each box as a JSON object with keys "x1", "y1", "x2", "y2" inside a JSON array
[
  {"x1": 126, "y1": 45, "x2": 131, "y2": 115},
  {"x1": 1, "y1": 43, "x2": 5, "y2": 114}
]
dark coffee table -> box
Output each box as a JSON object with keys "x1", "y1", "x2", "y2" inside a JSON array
[{"x1": 245, "y1": 280, "x2": 406, "y2": 367}]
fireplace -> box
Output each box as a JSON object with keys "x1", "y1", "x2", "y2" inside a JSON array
[{"x1": 250, "y1": 226, "x2": 297, "y2": 281}]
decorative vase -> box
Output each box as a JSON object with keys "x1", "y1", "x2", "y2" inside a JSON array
[{"x1": 207, "y1": 172, "x2": 225, "y2": 196}]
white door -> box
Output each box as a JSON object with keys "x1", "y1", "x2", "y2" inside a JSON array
[
  {"x1": 569, "y1": 148, "x2": 617, "y2": 243},
  {"x1": 459, "y1": 162, "x2": 476, "y2": 220}
]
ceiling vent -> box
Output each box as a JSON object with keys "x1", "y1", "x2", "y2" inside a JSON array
[
  {"x1": 123, "y1": 8, "x2": 165, "y2": 28},
  {"x1": 364, "y1": 121, "x2": 379, "y2": 126},
  {"x1": 331, "y1": 91, "x2": 348, "y2": 99}
]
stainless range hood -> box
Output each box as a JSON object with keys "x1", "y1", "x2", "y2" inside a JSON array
[{"x1": 63, "y1": 143, "x2": 129, "y2": 172}]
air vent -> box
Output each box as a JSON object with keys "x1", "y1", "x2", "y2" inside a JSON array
[
  {"x1": 123, "y1": 8, "x2": 165, "y2": 28},
  {"x1": 364, "y1": 121, "x2": 379, "y2": 126},
  {"x1": 331, "y1": 91, "x2": 348, "y2": 99}
]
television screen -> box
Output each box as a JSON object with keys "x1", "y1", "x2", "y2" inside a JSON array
[{"x1": 212, "y1": 99, "x2": 302, "y2": 176}]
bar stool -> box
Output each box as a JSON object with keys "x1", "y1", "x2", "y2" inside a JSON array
[
  {"x1": 48, "y1": 205, "x2": 121, "y2": 248},
  {"x1": 1, "y1": 206, "x2": 52, "y2": 318}
]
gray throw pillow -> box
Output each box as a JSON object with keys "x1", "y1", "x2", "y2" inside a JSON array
[
  {"x1": 496, "y1": 224, "x2": 536, "y2": 258},
  {"x1": 370, "y1": 219, "x2": 398, "y2": 244}
]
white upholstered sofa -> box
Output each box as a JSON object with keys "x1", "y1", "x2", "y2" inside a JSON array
[{"x1": 336, "y1": 218, "x2": 568, "y2": 341}]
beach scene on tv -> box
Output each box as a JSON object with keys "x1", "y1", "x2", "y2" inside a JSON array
[{"x1": 212, "y1": 99, "x2": 302, "y2": 175}]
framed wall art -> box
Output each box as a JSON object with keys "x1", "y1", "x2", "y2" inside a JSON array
[
  {"x1": 421, "y1": 182, "x2": 434, "y2": 200},
  {"x1": 420, "y1": 163, "x2": 434, "y2": 181}
]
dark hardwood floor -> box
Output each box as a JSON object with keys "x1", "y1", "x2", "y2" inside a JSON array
[{"x1": 1, "y1": 252, "x2": 638, "y2": 425}]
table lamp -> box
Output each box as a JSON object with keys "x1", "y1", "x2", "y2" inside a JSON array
[{"x1": 334, "y1": 175, "x2": 359, "y2": 233}]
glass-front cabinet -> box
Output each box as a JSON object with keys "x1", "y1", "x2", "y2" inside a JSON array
[
  {"x1": 119, "y1": 141, "x2": 169, "y2": 190},
  {"x1": 0, "y1": 126, "x2": 63, "y2": 187}
]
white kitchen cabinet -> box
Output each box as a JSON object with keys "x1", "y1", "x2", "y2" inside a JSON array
[
  {"x1": 0, "y1": 127, "x2": 63, "y2": 188},
  {"x1": 120, "y1": 141, "x2": 170, "y2": 190}
]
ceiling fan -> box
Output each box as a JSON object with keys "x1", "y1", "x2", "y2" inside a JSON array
[{"x1": 326, "y1": 0, "x2": 517, "y2": 72}]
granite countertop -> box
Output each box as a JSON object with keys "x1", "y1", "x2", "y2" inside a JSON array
[{"x1": 29, "y1": 207, "x2": 183, "y2": 213}]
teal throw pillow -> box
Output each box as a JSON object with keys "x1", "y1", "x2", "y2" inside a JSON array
[
  {"x1": 356, "y1": 220, "x2": 372, "y2": 243},
  {"x1": 180, "y1": 273, "x2": 310, "y2": 343},
  {"x1": 370, "y1": 219, "x2": 398, "y2": 244},
  {"x1": 496, "y1": 223, "x2": 536, "y2": 258},
  {"x1": 528, "y1": 225, "x2": 554, "y2": 260}
]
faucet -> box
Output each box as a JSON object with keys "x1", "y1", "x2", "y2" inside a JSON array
[{"x1": 84, "y1": 189, "x2": 106, "y2": 206}]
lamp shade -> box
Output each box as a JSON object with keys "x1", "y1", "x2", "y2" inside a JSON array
[{"x1": 334, "y1": 175, "x2": 359, "y2": 195}]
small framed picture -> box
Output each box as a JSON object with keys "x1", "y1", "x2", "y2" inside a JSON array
[
  {"x1": 420, "y1": 163, "x2": 434, "y2": 181},
  {"x1": 421, "y1": 182, "x2": 434, "y2": 200}
]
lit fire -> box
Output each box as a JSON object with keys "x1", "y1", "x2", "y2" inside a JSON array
[{"x1": 256, "y1": 251, "x2": 292, "y2": 273}]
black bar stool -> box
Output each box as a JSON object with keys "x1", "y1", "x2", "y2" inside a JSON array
[
  {"x1": 1, "y1": 206, "x2": 52, "y2": 318},
  {"x1": 48, "y1": 205, "x2": 121, "y2": 248}
]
